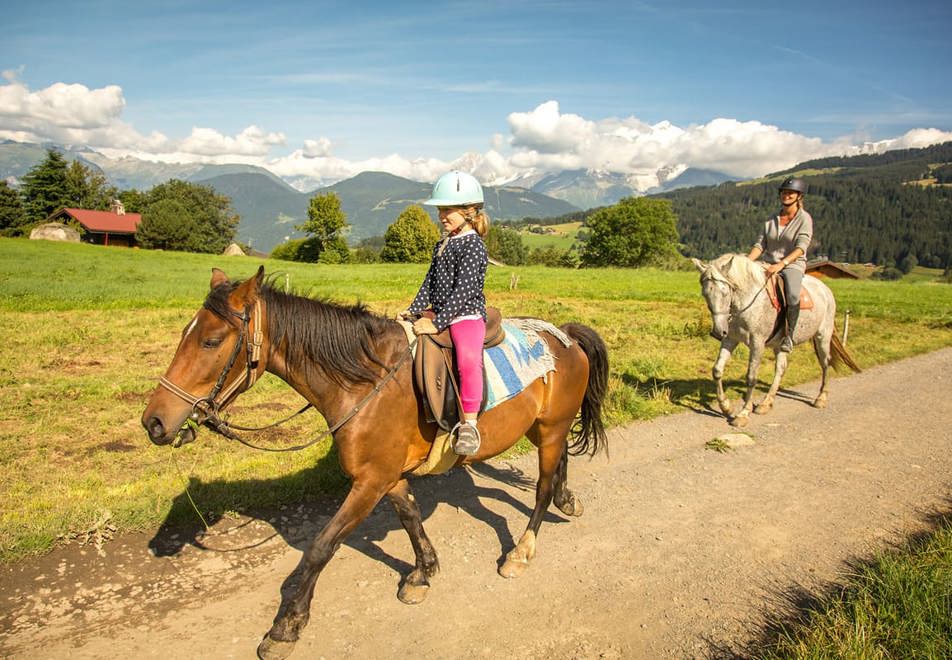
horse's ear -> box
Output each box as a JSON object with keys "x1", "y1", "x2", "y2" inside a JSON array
[
  {"x1": 232, "y1": 265, "x2": 265, "y2": 306},
  {"x1": 210, "y1": 268, "x2": 229, "y2": 290},
  {"x1": 691, "y1": 258, "x2": 705, "y2": 273}
]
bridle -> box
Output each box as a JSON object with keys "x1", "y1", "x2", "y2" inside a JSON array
[
  {"x1": 701, "y1": 264, "x2": 769, "y2": 323},
  {"x1": 158, "y1": 299, "x2": 266, "y2": 445},
  {"x1": 157, "y1": 298, "x2": 418, "y2": 452}
]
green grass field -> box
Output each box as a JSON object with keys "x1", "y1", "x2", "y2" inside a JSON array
[
  {"x1": 1, "y1": 237, "x2": 951, "y2": 565},
  {"x1": 517, "y1": 221, "x2": 581, "y2": 250}
]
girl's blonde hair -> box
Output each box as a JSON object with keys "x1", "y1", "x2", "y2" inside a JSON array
[{"x1": 463, "y1": 205, "x2": 490, "y2": 237}]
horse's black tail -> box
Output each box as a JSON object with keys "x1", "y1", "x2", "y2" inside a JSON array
[
  {"x1": 827, "y1": 327, "x2": 861, "y2": 373},
  {"x1": 562, "y1": 323, "x2": 609, "y2": 457}
]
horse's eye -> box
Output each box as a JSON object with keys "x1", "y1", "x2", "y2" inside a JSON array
[{"x1": 202, "y1": 337, "x2": 224, "y2": 349}]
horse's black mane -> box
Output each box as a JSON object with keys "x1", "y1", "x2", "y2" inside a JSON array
[{"x1": 204, "y1": 279, "x2": 392, "y2": 387}]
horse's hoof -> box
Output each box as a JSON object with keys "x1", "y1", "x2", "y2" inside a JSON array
[
  {"x1": 813, "y1": 396, "x2": 828, "y2": 409},
  {"x1": 556, "y1": 493, "x2": 584, "y2": 517},
  {"x1": 754, "y1": 403, "x2": 772, "y2": 415},
  {"x1": 257, "y1": 635, "x2": 296, "y2": 660},
  {"x1": 730, "y1": 415, "x2": 749, "y2": 428},
  {"x1": 499, "y1": 557, "x2": 530, "y2": 579},
  {"x1": 398, "y1": 582, "x2": 430, "y2": 605},
  {"x1": 718, "y1": 400, "x2": 733, "y2": 416}
]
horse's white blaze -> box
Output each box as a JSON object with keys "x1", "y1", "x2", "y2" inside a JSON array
[{"x1": 184, "y1": 315, "x2": 199, "y2": 340}]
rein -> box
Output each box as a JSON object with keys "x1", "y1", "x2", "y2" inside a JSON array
[
  {"x1": 702, "y1": 267, "x2": 770, "y2": 321},
  {"x1": 221, "y1": 338, "x2": 416, "y2": 453},
  {"x1": 159, "y1": 298, "x2": 417, "y2": 452}
]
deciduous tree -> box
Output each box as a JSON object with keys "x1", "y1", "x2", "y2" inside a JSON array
[
  {"x1": 136, "y1": 179, "x2": 238, "y2": 253},
  {"x1": 581, "y1": 197, "x2": 679, "y2": 267},
  {"x1": 380, "y1": 205, "x2": 440, "y2": 263},
  {"x1": 484, "y1": 225, "x2": 527, "y2": 265},
  {"x1": 297, "y1": 192, "x2": 349, "y2": 262}
]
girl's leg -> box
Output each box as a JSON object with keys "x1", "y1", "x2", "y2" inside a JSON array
[
  {"x1": 449, "y1": 318, "x2": 486, "y2": 416},
  {"x1": 449, "y1": 318, "x2": 486, "y2": 455}
]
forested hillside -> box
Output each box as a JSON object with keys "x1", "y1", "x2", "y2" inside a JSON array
[{"x1": 661, "y1": 141, "x2": 952, "y2": 267}]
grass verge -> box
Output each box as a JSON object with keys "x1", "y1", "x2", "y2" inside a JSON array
[{"x1": 754, "y1": 516, "x2": 952, "y2": 659}]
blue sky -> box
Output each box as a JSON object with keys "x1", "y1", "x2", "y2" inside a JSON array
[{"x1": 3, "y1": 0, "x2": 951, "y2": 186}]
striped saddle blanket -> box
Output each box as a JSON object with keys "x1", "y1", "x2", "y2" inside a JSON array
[{"x1": 483, "y1": 320, "x2": 567, "y2": 410}]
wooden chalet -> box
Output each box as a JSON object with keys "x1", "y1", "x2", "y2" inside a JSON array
[
  {"x1": 805, "y1": 260, "x2": 859, "y2": 280},
  {"x1": 47, "y1": 200, "x2": 142, "y2": 247}
]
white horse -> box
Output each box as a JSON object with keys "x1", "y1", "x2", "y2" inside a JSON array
[{"x1": 692, "y1": 254, "x2": 860, "y2": 427}]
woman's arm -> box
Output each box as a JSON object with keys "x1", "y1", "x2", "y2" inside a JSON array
[{"x1": 764, "y1": 247, "x2": 804, "y2": 275}]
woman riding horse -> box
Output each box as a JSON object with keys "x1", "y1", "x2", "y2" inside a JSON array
[{"x1": 747, "y1": 177, "x2": 813, "y2": 353}]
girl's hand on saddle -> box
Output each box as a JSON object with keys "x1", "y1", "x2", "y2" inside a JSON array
[
  {"x1": 397, "y1": 309, "x2": 415, "y2": 320},
  {"x1": 412, "y1": 317, "x2": 439, "y2": 335}
]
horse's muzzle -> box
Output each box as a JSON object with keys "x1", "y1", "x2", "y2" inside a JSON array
[
  {"x1": 710, "y1": 327, "x2": 728, "y2": 341},
  {"x1": 142, "y1": 413, "x2": 195, "y2": 447}
]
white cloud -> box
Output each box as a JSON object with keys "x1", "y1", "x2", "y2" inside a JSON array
[
  {"x1": 179, "y1": 125, "x2": 286, "y2": 157},
  {"x1": 3, "y1": 76, "x2": 951, "y2": 187},
  {"x1": 0, "y1": 76, "x2": 286, "y2": 161},
  {"x1": 302, "y1": 137, "x2": 333, "y2": 158}
]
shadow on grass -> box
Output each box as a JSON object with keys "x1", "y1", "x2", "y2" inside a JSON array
[
  {"x1": 620, "y1": 371, "x2": 820, "y2": 421},
  {"x1": 707, "y1": 496, "x2": 952, "y2": 659}
]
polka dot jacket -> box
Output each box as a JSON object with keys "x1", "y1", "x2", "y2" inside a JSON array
[{"x1": 408, "y1": 231, "x2": 488, "y2": 332}]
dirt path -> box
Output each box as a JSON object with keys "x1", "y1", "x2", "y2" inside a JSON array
[{"x1": 3, "y1": 347, "x2": 952, "y2": 659}]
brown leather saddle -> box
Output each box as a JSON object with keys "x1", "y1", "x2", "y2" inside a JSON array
[
  {"x1": 766, "y1": 273, "x2": 814, "y2": 312},
  {"x1": 766, "y1": 273, "x2": 815, "y2": 343},
  {"x1": 413, "y1": 308, "x2": 506, "y2": 431}
]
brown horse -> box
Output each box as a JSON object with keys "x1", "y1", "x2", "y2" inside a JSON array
[{"x1": 141, "y1": 267, "x2": 609, "y2": 659}]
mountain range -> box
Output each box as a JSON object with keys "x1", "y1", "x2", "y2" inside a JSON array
[{"x1": 0, "y1": 140, "x2": 733, "y2": 251}]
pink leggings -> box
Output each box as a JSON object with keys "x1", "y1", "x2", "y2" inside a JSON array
[{"x1": 449, "y1": 318, "x2": 486, "y2": 414}]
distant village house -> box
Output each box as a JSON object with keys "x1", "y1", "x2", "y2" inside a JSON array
[
  {"x1": 45, "y1": 200, "x2": 142, "y2": 247},
  {"x1": 805, "y1": 260, "x2": 859, "y2": 280}
]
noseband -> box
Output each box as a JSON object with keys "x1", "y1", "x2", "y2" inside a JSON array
[{"x1": 158, "y1": 299, "x2": 264, "y2": 437}]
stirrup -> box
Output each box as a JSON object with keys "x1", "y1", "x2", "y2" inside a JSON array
[{"x1": 450, "y1": 421, "x2": 481, "y2": 456}]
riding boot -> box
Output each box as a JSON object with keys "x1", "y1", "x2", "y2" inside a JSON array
[{"x1": 781, "y1": 304, "x2": 800, "y2": 352}]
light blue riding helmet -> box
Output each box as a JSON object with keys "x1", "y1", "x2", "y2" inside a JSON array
[{"x1": 424, "y1": 170, "x2": 484, "y2": 206}]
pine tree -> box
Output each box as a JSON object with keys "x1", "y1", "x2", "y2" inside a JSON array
[
  {"x1": 21, "y1": 150, "x2": 70, "y2": 222},
  {"x1": 0, "y1": 181, "x2": 29, "y2": 236}
]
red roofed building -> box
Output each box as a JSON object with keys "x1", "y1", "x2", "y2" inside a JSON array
[{"x1": 47, "y1": 200, "x2": 142, "y2": 247}]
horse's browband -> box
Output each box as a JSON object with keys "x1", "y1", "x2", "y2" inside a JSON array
[{"x1": 159, "y1": 299, "x2": 263, "y2": 412}]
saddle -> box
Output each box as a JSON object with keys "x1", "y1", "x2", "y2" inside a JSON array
[
  {"x1": 413, "y1": 308, "x2": 506, "y2": 431},
  {"x1": 766, "y1": 273, "x2": 814, "y2": 343},
  {"x1": 766, "y1": 273, "x2": 814, "y2": 313}
]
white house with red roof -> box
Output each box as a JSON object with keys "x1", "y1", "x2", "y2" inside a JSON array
[{"x1": 46, "y1": 200, "x2": 142, "y2": 247}]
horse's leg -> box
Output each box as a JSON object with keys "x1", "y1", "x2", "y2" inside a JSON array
[
  {"x1": 713, "y1": 339, "x2": 738, "y2": 417},
  {"x1": 755, "y1": 349, "x2": 787, "y2": 414},
  {"x1": 387, "y1": 478, "x2": 440, "y2": 605},
  {"x1": 813, "y1": 332, "x2": 832, "y2": 408},
  {"x1": 730, "y1": 343, "x2": 765, "y2": 428},
  {"x1": 552, "y1": 443, "x2": 583, "y2": 517},
  {"x1": 258, "y1": 481, "x2": 389, "y2": 660},
  {"x1": 499, "y1": 429, "x2": 566, "y2": 579}
]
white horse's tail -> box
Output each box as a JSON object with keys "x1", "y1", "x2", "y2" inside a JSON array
[{"x1": 824, "y1": 328, "x2": 861, "y2": 373}]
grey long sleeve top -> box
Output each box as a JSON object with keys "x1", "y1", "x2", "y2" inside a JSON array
[
  {"x1": 753, "y1": 208, "x2": 814, "y2": 271},
  {"x1": 408, "y1": 231, "x2": 488, "y2": 331}
]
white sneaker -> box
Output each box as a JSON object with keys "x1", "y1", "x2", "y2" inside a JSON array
[{"x1": 451, "y1": 422, "x2": 481, "y2": 456}]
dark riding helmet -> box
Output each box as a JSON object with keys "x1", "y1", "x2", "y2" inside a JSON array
[{"x1": 778, "y1": 177, "x2": 806, "y2": 194}]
